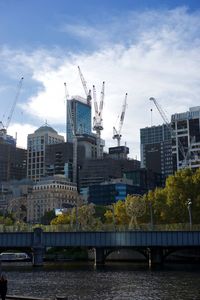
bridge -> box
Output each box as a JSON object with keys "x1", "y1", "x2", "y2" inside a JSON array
[{"x1": 0, "y1": 228, "x2": 200, "y2": 267}]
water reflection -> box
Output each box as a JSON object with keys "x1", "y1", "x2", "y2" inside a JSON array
[{"x1": 2, "y1": 262, "x2": 200, "y2": 300}]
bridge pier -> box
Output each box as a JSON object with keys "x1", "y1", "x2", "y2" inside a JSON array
[
  {"x1": 94, "y1": 247, "x2": 105, "y2": 267},
  {"x1": 32, "y1": 246, "x2": 44, "y2": 266},
  {"x1": 148, "y1": 247, "x2": 163, "y2": 268},
  {"x1": 32, "y1": 227, "x2": 44, "y2": 266}
]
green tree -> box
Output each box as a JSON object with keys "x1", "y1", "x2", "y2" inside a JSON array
[
  {"x1": 41, "y1": 210, "x2": 56, "y2": 225},
  {"x1": 51, "y1": 212, "x2": 71, "y2": 225},
  {"x1": 125, "y1": 195, "x2": 146, "y2": 228},
  {"x1": 104, "y1": 200, "x2": 129, "y2": 226},
  {"x1": 77, "y1": 203, "x2": 103, "y2": 230}
]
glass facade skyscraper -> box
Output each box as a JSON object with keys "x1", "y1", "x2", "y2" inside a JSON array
[
  {"x1": 140, "y1": 124, "x2": 173, "y2": 179},
  {"x1": 66, "y1": 97, "x2": 91, "y2": 142}
]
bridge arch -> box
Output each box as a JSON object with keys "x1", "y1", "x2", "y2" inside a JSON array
[{"x1": 104, "y1": 247, "x2": 148, "y2": 262}]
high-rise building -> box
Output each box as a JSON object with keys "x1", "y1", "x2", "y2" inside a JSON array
[
  {"x1": 171, "y1": 106, "x2": 200, "y2": 170},
  {"x1": 66, "y1": 97, "x2": 91, "y2": 142},
  {"x1": 0, "y1": 143, "x2": 27, "y2": 183},
  {"x1": 27, "y1": 124, "x2": 64, "y2": 182},
  {"x1": 140, "y1": 124, "x2": 173, "y2": 179},
  {"x1": 45, "y1": 142, "x2": 85, "y2": 181}
]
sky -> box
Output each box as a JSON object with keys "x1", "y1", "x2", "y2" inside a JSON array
[{"x1": 1, "y1": 0, "x2": 200, "y2": 159}]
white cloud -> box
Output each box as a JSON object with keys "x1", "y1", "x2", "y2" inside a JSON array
[
  {"x1": 1, "y1": 7, "x2": 200, "y2": 159},
  {"x1": 7, "y1": 123, "x2": 37, "y2": 149}
]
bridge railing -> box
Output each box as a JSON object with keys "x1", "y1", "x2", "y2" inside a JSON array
[{"x1": 0, "y1": 223, "x2": 200, "y2": 232}]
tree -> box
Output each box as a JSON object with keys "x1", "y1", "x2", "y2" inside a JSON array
[
  {"x1": 51, "y1": 212, "x2": 71, "y2": 225},
  {"x1": 104, "y1": 200, "x2": 129, "y2": 226},
  {"x1": 0, "y1": 216, "x2": 13, "y2": 226},
  {"x1": 77, "y1": 203, "x2": 103, "y2": 230},
  {"x1": 125, "y1": 195, "x2": 146, "y2": 229},
  {"x1": 41, "y1": 210, "x2": 56, "y2": 225},
  {"x1": 144, "y1": 168, "x2": 200, "y2": 225}
]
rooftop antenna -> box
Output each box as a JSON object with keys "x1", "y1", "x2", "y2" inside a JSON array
[{"x1": 150, "y1": 108, "x2": 153, "y2": 127}]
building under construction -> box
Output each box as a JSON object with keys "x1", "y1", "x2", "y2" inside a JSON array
[{"x1": 171, "y1": 106, "x2": 200, "y2": 170}]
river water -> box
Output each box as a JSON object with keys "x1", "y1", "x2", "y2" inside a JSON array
[{"x1": 2, "y1": 262, "x2": 200, "y2": 300}]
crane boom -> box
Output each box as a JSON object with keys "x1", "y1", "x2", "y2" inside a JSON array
[
  {"x1": 113, "y1": 93, "x2": 128, "y2": 146},
  {"x1": 149, "y1": 97, "x2": 190, "y2": 166},
  {"x1": 99, "y1": 81, "x2": 105, "y2": 119},
  {"x1": 92, "y1": 85, "x2": 98, "y2": 116},
  {"x1": 77, "y1": 66, "x2": 91, "y2": 106},
  {"x1": 5, "y1": 77, "x2": 24, "y2": 129}
]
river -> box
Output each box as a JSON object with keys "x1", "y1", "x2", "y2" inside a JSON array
[{"x1": 2, "y1": 262, "x2": 200, "y2": 299}]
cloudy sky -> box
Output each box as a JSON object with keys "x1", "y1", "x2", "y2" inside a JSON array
[{"x1": 1, "y1": 0, "x2": 200, "y2": 159}]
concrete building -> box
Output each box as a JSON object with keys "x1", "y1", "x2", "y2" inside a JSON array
[
  {"x1": 0, "y1": 142, "x2": 27, "y2": 183},
  {"x1": 79, "y1": 157, "x2": 140, "y2": 188},
  {"x1": 171, "y1": 106, "x2": 200, "y2": 170},
  {"x1": 108, "y1": 146, "x2": 129, "y2": 160},
  {"x1": 27, "y1": 176, "x2": 80, "y2": 223},
  {"x1": 45, "y1": 142, "x2": 85, "y2": 181},
  {"x1": 140, "y1": 124, "x2": 173, "y2": 180},
  {"x1": 27, "y1": 124, "x2": 64, "y2": 182}
]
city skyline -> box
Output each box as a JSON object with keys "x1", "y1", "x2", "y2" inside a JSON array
[{"x1": 1, "y1": 0, "x2": 200, "y2": 159}]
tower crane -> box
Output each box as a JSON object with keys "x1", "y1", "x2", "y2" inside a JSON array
[
  {"x1": 0, "y1": 77, "x2": 24, "y2": 141},
  {"x1": 6, "y1": 77, "x2": 24, "y2": 129},
  {"x1": 77, "y1": 66, "x2": 92, "y2": 106},
  {"x1": 64, "y1": 82, "x2": 77, "y2": 184},
  {"x1": 93, "y1": 81, "x2": 105, "y2": 158},
  {"x1": 113, "y1": 93, "x2": 128, "y2": 147},
  {"x1": 149, "y1": 97, "x2": 191, "y2": 168}
]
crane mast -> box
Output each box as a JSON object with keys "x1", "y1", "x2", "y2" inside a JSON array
[
  {"x1": 93, "y1": 82, "x2": 105, "y2": 158},
  {"x1": 64, "y1": 83, "x2": 77, "y2": 184},
  {"x1": 149, "y1": 97, "x2": 191, "y2": 168},
  {"x1": 77, "y1": 66, "x2": 92, "y2": 106},
  {"x1": 113, "y1": 93, "x2": 127, "y2": 147}
]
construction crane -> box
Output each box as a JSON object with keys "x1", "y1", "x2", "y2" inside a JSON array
[
  {"x1": 6, "y1": 77, "x2": 24, "y2": 129},
  {"x1": 0, "y1": 77, "x2": 24, "y2": 141},
  {"x1": 77, "y1": 66, "x2": 92, "y2": 106},
  {"x1": 64, "y1": 82, "x2": 77, "y2": 184},
  {"x1": 149, "y1": 97, "x2": 191, "y2": 168},
  {"x1": 113, "y1": 93, "x2": 128, "y2": 146},
  {"x1": 93, "y1": 81, "x2": 105, "y2": 158}
]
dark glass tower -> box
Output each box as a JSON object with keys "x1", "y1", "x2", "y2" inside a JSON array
[{"x1": 66, "y1": 97, "x2": 91, "y2": 142}]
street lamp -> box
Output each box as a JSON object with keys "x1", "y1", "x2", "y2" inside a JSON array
[{"x1": 187, "y1": 198, "x2": 192, "y2": 230}]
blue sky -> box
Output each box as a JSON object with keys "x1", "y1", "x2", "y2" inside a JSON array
[{"x1": 1, "y1": 0, "x2": 200, "y2": 158}]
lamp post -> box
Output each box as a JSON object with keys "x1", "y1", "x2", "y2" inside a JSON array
[{"x1": 187, "y1": 198, "x2": 192, "y2": 230}]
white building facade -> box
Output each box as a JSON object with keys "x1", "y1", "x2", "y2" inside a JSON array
[
  {"x1": 27, "y1": 124, "x2": 64, "y2": 182},
  {"x1": 27, "y1": 176, "x2": 80, "y2": 223}
]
